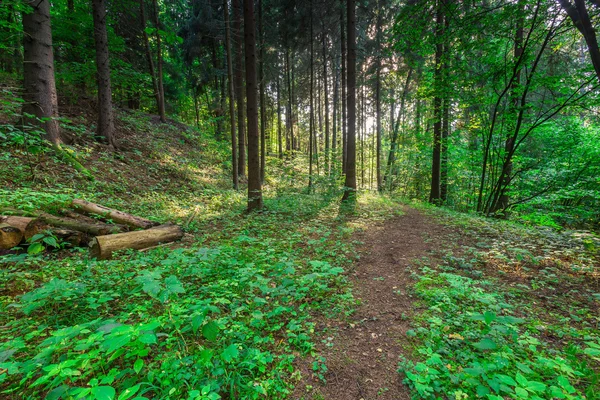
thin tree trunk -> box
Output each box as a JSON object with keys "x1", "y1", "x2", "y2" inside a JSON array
[
  {"x1": 92, "y1": 0, "x2": 116, "y2": 148},
  {"x1": 152, "y1": 0, "x2": 166, "y2": 122},
  {"x1": 286, "y1": 49, "x2": 295, "y2": 154},
  {"x1": 233, "y1": 0, "x2": 246, "y2": 177},
  {"x1": 277, "y1": 59, "x2": 283, "y2": 158},
  {"x1": 224, "y1": 0, "x2": 238, "y2": 189},
  {"x1": 375, "y1": 5, "x2": 382, "y2": 191},
  {"x1": 340, "y1": 0, "x2": 347, "y2": 174},
  {"x1": 332, "y1": 59, "x2": 339, "y2": 165},
  {"x1": 243, "y1": 0, "x2": 262, "y2": 211},
  {"x1": 322, "y1": 27, "x2": 330, "y2": 175},
  {"x1": 342, "y1": 0, "x2": 356, "y2": 202},
  {"x1": 22, "y1": 0, "x2": 61, "y2": 145},
  {"x1": 139, "y1": 0, "x2": 160, "y2": 116},
  {"x1": 309, "y1": 3, "x2": 314, "y2": 190}
]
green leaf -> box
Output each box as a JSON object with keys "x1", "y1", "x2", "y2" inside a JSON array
[
  {"x1": 118, "y1": 384, "x2": 141, "y2": 400},
  {"x1": 192, "y1": 314, "x2": 204, "y2": 333},
  {"x1": 473, "y1": 337, "x2": 497, "y2": 350},
  {"x1": 27, "y1": 242, "x2": 44, "y2": 255},
  {"x1": 221, "y1": 344, "x2": 239, "y2": 362},
  {"x1": 525, "y1": 381, "x2": 546, "y2": 393},
  {"x1": 133, "y1": 359, "x2": 143, "y2": 374},
  {"x1": 102, "y1": 334, "x2": 131, "y2": 353},
  {"x1": 138, "y1": 333, "x2": 157, "y2": 344},
  {"x1": 484, "y1": 311, "x2": 497, "y2": 325},
  {"x1": 91, "y1": 386, "x2": 116, "y2": 400},
  {"x1": 202, "y1": 321, "x2": 219, "y2": 341}
]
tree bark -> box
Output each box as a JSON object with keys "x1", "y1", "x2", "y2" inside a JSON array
[
  {"x1": 375, "y1": 5, "x2": 382, "y2": 192},
  {"x1": 322, "y1": 26, "x2": 330, "y2": 175},
  {"x1": 90, "y1": 224, "x2": 183, "y2": 260},
  {"x1": 309, "y1": 3, "x2": 315, "y2": 190},
  {"x1": 224, "y1": 0, "x2": 238, "y2": 189},
  {"x1": 71, "y1": 199, "x2": 157, "y2": 229},
  {"x1": 244, "y1": 0, "x2": 263, "y2": 211},
  {"x1": 277, "y1": 60, "x2": 283, "y2": 158},
  {"x1": 22, "y1": 0, "x2": 61, "y2": 146},
  {"x1": 152, "y1": 0, "x2": 166, "y2": 122},
  {"x1": 342, "y1": 0, "x2": 356, "y2": 202},
  {"x1": 233, "y1": 0, "x2": 246, "y2": 177},
  {"x1": 340, "y1": 0, "x2": 347, "y2": 173},
  {"x1": 139, "y1": 0, "x2": 161, "y2": 117},
  {"x1": 429, "y1": 0, "x2": 444, "y2": 205},
  {"x1": 92, "y1": 0, "x2": 117, "y2": 148},
  {"x1": 258, "y1": 0, "x2": 266, "y2": 183}
]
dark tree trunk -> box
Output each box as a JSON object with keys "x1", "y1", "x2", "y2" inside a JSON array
[
  {"x1": 22, "y1": 0, "x2": 61, "y2": 146},
  {"x1": 429, "y1": 0, "x2": 444, "y2": 205},
  {"x1": 277, "y1": 61, "x2": 283, "y2": 158},
  {"x1": 224, "y1": 0, "x2": 238, "y2": 190},
  {"x1": 309, "y1": 4, "x2": 315, "y2": 190},
  {"x1": 243, "y1": 0, "x2": 263, "y2": 211},
  {"x1": 342, "y1": 0, "x2": 356, "y2": 202},
  {"x1": 233, "y1": 0, "x2": 246, "y2": 177},
  {"x1": 322, "y1": 26, "x2": 330, "y2": 175},
  {"x1": 340, "y1": 0, "x2": 347, "y2": 173},
  {"x1": 258, "y1": 0, "x2": 266, "y2": 183},
  {"x1": 139, "y1": 0, "x2": 161, "y2": 117},
  {"x1": 92, "y1": 0, "x2": 116, "y2": 149},
  {"x1": 152, "y1": 0, "x2": 166, "y2": 122},
  {"x1": 286, "y1": 49, "x2": 295, "y2": 154},
  {"x1": 332, "y1": 59, "x2": 339, "y2": 164}
]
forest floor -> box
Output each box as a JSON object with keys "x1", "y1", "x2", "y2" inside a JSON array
[
  {"x1": 294, "y1": 206, "x2": 442, "y2": 400},
  {"x1": 1, "y1": 106, "x2": 599, "y2": 399},
  {"x1": 296, "y1": 205, "x2": 600, "y2": 400}
]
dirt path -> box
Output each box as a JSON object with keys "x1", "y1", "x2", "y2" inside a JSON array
[{"x1": 294, "y1": 206, "x2": 454, "y2": 400}]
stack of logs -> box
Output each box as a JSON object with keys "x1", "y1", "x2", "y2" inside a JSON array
[{"x1": 0, "y1": 199, "x2": 183, "y2": 260}]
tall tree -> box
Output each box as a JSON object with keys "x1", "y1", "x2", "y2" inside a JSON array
[
  {"x1": 244, "y1": 0, "x2": 263, "y2": 211},
  {"x1": 91, "y1": 0, "x2": 116, "y2": 149},
  {"x1": 342, "y1": 0, "x2": 357, "y2": 202},
  {"x1": 375, "y1": 5, "x2": 382, "y2": 192},
  {"x1": 309, "y1": 2, "x2": 315, "y2": 190},
  {"x1": 22, "y1": 0, "x2": 61, "y2": 146},
  {"x1": 258, "y1": 0, "x2": 266, "y2": 182},
  {"x1": 322, "y1": 25, "x2": 330, "y2": 175},
  {"x1": 429, "y1": 0, "x2": 444, "y2": 204},
  {"x1": 224, "y1": 0, "x2": 238, "y2": 190},
  {"x1": 152, "y1": 0, "x2": 166, "y2": 122},
  {"x1": 233, "y1": 0, "x2": 246, "y2": 177},
  {"x1": 340, "y1": 0, "x2": 347, "y2": 173},
  {"x1": 139, "y1": 0, "x2": 161, "y2": 118}
]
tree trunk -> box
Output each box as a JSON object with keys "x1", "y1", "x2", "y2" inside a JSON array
[
  {"x1": 309, "y1": 4, "x2": 315, "y2": 190},
  {"x1": 322, "y1": 26, "x2": 330, "y2": 175},
  {"x1": 375, "y1": 6, "x2": 382, "y2": 192},
  {"x1": 139, "y1": 0, "x2": 161, "y2": 117},
  {"x1": 429, "y1": 0, "x2": 444, "y2": 205},
  {"x1": 277, "y1": 62, "x2": 283, "y2": 158},
  {"x1": 342, "y1": 0, "x2": 356, "y2": 202},
  {"x1": 224, "y1": 0, "x2": 238, "y2": 189},
  {"x1": 258, "y1": 0, "x2": 266, "y2": 183},
  {"x1": 286, "y1": 49, "x2": 294, "y2": 154},
  {"x1": 340, "y1": 0, "x2": 347, "y2": 173},
  {"x1": 71, "y1": 199, "x2": 157, "y2": 229},
  {"x1": 90, "y1": 224, "x2": 183, "y2": 260},
  {"x1": 244, "y1": 0, "x2": 263, "y2": 211},
  {"x1": 92, "y1": 0, "x2": 117, "y2": 148},
  {"x1": 152, "y1": 0, "x2": 166, "y2": 122},
  {"x1": 332, "y1": 60, "x2": 338, "y2": 164},
  {"x1": 22, "y1": 0, "x2": 61, "y2": 146},
  {"x1": 233, "y1": 0, "x2": 246, "y2": 177}
]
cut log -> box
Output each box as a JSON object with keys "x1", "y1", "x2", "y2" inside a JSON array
[
  {"x1": 60, "y1": 209, "x2": 129, "y2": 232},
  {"x1": 52, "y1": 229, "x2": 90, "y2": 247},
  {"x1": 72, "y1": 199, "x2": 158, "y2": 229},
  {"x1": 0, "y1": 223, "x2": 23, "y2": 249},
  {"x1": 0, "y1": 216, "x2": 32, "y2": 233},
  {"x1": 89, "y1": 224, "x2": 183, "y2": 260},
  {"x1": 24, "y1": 219, "x2": 50, "y2": 241},
  {"x1": 37, "y1": 212, "x2": 122, "y2": 236}
]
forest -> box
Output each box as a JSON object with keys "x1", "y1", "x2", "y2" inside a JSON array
[{"x1": 0, "y1": 0, "x2": 599, "y2": 399}]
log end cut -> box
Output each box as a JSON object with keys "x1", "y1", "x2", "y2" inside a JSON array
[{"x1": 0, "y1": 223, "x2": 24, "y2": 250}]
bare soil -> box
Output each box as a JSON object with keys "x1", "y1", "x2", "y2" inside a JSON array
[{"x1": 294, "y1": 206, "x2": 458, "y2": 400}]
